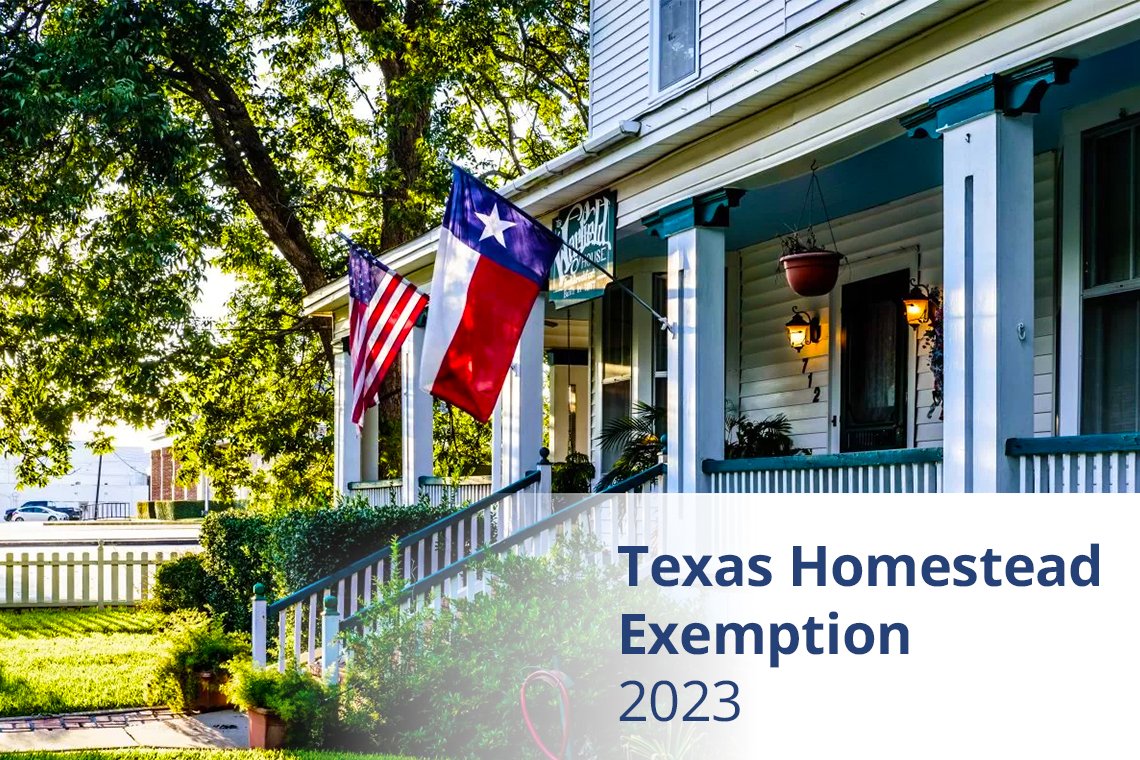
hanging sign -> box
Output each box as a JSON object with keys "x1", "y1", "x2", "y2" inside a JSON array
[{"x1": 549, "y1": 190, "x2": 617, "y2": 309}]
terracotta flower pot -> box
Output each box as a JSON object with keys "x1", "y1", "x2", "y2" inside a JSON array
[
  {"x1": 248, "y1": 707, "x2": 287, "y2": 749},
  {"x1": 190, "y1": 672, "x2": 233, "y2": 712},
  {"x1": 780, "y1": 249, "x2": 843, "y2": 296}
]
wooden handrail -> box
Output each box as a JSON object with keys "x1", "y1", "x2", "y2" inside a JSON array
[{"x1": 1006, "y1": 433, "x2": 1140, "y2": 456}]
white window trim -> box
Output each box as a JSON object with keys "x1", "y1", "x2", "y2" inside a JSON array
[
  {"x1": 1059, "y1": 85, "x2": 1140, "y2": 436},
  {"x1": 649, "y1": 0, "x2": 701, "y2": 99}
]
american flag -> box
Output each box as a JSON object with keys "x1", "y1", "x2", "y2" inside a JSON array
[{"x1": 343, "y1": 234, "x2": 428, "y2": 426}]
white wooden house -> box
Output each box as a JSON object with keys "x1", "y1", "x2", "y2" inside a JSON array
[{"x1": 305, "y1": 0, "x2": 1140, "y2": 495}]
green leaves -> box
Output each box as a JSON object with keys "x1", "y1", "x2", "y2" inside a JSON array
[{"x1": 0, "y1": 0, "x2": 588, "y2": 494}]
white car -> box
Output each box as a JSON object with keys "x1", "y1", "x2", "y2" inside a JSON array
[{"x1": 9, "y1": 505, "x2": 70, "y2": 522}]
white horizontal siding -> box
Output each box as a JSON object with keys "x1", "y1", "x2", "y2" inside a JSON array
[
  {"x1": 590, "y1": 0, "x2": 854, "y2": 133},
  {"x1": 590, "y1": 0, "x2": 650, "y2": 132},
  {"x1": 734, "y1": 152, "x2": 1057, "y2": 453}
]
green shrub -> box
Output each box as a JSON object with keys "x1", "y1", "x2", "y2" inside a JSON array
[
  {"x1": 136, "y1": 502, "x2": 156, "y2": 519},
  {"x1": 340, "y1": 533, "x2": 688, "y2": 759},
  {"x1": 150, "y1": 554, "x2": 212, "y2": 613},
  {"x1": 223, "y1": 659, "x2": 328, "y2": 747},
  {"x1": 199, "y1": 494, "x2": 457, "y2": 632},
  {"x1": 145, "y1": 611, "x2": 249, "y2": 712}
]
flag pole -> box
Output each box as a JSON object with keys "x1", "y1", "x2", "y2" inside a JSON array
[{"x1": 556, "y1": 237, "x2": 674, "y2": 336}]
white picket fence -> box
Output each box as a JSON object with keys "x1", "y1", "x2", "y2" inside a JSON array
[{"x1": 0, "y1": 543, "x2": 197, "y2": 607}]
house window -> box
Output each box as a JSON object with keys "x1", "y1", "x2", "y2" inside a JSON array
[
  {"x1": 601, "y1": 279, "x2": 633, "y2": 470},
  {"x1": 1081, "y1": 118, "x2": 1140, "y2": 434},
  {"x1": 840, "y1": 270, "x2": 910, "y2": 452},
  {"x1": 654, "y1": 0, "x2": 697, "y2": 93},
  {"x1": 652, "y1": 273, "x2": 668, "y2": 433}
]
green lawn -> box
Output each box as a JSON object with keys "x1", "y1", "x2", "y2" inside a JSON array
[
  {"x1": 0, "y1": 608, "x2": 166, "y2": 717},
  {"x1": 0, "y1": 753, "x2": 425, "y2": 760}
]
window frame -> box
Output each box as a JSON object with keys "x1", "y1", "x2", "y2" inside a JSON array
[
  {"x1": 1077, "y1": 116, "x2": 1140, "y2": 434},
  {"x1": 649, "y1": 0, "x2": 701, "y2": 98},
  {"x1": 1059, "y1": 86, "x2": 1140, "y2": 434}
]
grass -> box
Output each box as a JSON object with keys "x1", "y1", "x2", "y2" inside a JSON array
[
  {"x1": 0, "y1": 608, "x2": 166, "y2": 718},
  {"x1": 0, "y1": 754, "x2": 427, "y2": 760}
]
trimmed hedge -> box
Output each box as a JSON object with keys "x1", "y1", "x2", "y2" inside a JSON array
[
  {"x1": 136, "y1": 500, "x2": 239, "y2": 520},
  {"x1": 199, "y1": 495, "x2": 457, "y2": 631}
]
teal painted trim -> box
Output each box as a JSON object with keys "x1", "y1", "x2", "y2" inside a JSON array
[
  {"x1": 340, "y1": 463, "x2": 667, "y2": 632},
  {"x1": 270, "y1": 469, "x2": 539, "y2": 616},
  {"x1": 900, "y1": 57, "x2": 1077, "y2": 139},
  {"x1": 641, "y1": 188, "x2": 745, "y2": 238},
  {"x1": 703, "y1": 448, "x2": 943, "y2": 474},
  {"x1": 417, "y1": 475, "x2": 492, "y2": 486},
  {"x1": 348, "y1": 479, "x2": 401, "y2": 490},
  {"x1": 1006, "y1": 433, "x2": 1140, "y2": 456}
]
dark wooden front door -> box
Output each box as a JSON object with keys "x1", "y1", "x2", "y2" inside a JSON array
[{"x1": 840, "y1": 270, "x2": 909, "y2": 452}]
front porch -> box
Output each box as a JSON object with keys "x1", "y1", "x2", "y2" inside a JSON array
[{"x1": 309, "y1": 14, "x2": 1140, "y2": 496}]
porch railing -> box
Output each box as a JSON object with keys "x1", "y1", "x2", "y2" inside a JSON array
[
  {"x1": 1007, "y1": 434, "x2": 1140, "y2": 493},
  {"x1": 704, "y1": 448, "x2": 944, "y2": 493},
  {"x1": 343, "y1": 462, "x2": 667, "y2": 627},
  {"x1": 347, "y1": 479, "x2": 401, "y2": 506},
  {"x1": 419, "y1": 475, "x2": 492, "y2": 507},
  {"x1": 347, "y1": 476, "x2": 493, "y2": 508},
  {"x1": 255, "y1": 469, "x2": 542, "y2": 673}
]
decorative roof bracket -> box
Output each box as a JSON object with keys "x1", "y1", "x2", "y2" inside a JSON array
[{"x1": 900, "y1": 57, "x2": 1078, "y2": 139}]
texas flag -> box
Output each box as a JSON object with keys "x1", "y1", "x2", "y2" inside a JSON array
[{"x1": 420, "y1": 166, "x2": 563, "y2": 422}]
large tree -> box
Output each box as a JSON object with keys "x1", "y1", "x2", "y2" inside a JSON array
[{"x1": 0, "y1": 0, "x2": 587, "y2": 494}]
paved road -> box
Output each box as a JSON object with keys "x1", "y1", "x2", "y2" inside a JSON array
[{"x1": 0, "y1": 522, "x2": 200, "y2": 547}]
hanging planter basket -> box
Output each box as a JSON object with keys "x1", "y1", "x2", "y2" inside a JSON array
[
  {"x1": 778, "y1": 161, "x2": 845, "y2": 297},
  {"x1": 780, "y1": 248, "x2": 844, "y2": 297}
]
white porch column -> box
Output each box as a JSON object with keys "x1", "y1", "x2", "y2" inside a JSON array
[
  {"x1": 942, "y1": 113, "x2": 1036, "y2": 492},
  {"x1": 333, "y1": 343, "x2": 362, "y2": 493},
  {"x1": 401, "y1": 325, "x2": 435, "y2": 504},
  {"x1": 643, "y1": 189, "x2": 743, "y2": 493},
  {"x1": 901, "y1": 59, "x2": 1075, "y2": 492},
  {"x1": 361, "y1": 406, "x2": 379, "y2": 482},
  {"x1": 491, "y1": 298, "x2": 546, "y2": 489}
]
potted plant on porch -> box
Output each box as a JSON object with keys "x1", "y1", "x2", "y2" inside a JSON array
[
  {"x1": 145, "y1": 611, "x2": 247, "y2": 713},
  {"x1": 222, "y1": 658, "x2": 328, "y2": 749}
]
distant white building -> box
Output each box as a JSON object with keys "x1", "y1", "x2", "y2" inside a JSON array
[{"x1": 1, "y1": 444, "x2": 150, "y2": 511}]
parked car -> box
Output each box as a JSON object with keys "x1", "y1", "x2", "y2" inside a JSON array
[{"x1": 7, "y1": 502, "x2": 73, "y2": 522}]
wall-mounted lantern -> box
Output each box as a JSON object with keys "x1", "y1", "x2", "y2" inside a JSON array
[
  {"x1": 785, "y1": 307, "x2": 821, "y2": 352},
  {"x1": 903, "y1": 280, "x2": 931, "y2": 329}
]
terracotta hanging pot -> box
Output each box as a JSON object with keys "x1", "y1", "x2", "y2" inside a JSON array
[{"x1": 779, "y1": 248, "x2": 843, "y2": 297}]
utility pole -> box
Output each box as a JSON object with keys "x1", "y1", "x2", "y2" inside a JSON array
[{"x1": 94, "y1": 453, "x2": 103, "y2": 520}]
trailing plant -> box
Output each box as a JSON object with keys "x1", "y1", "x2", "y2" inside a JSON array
[
  {"x1": 781, "y1": 226, "x2": 823, "y2": 256},
  {"x1": 919, "y1": 286, "x2": 944, "y2": 420},
  {"x1": 596, "y1": 402, "x2": 665, "y2": 491},
  {"x1": 552, "y1": 452, "x2": 596, "y2": 493},
  {"x1": 222, "y1": 659, "x2": 328, "y2": 747},
  {"x1": 724, "y1": 404, "x2": 809, "y2": 459},
  {"x1": 145, "y1": 611, "x2": 248, "y2": 712}
]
